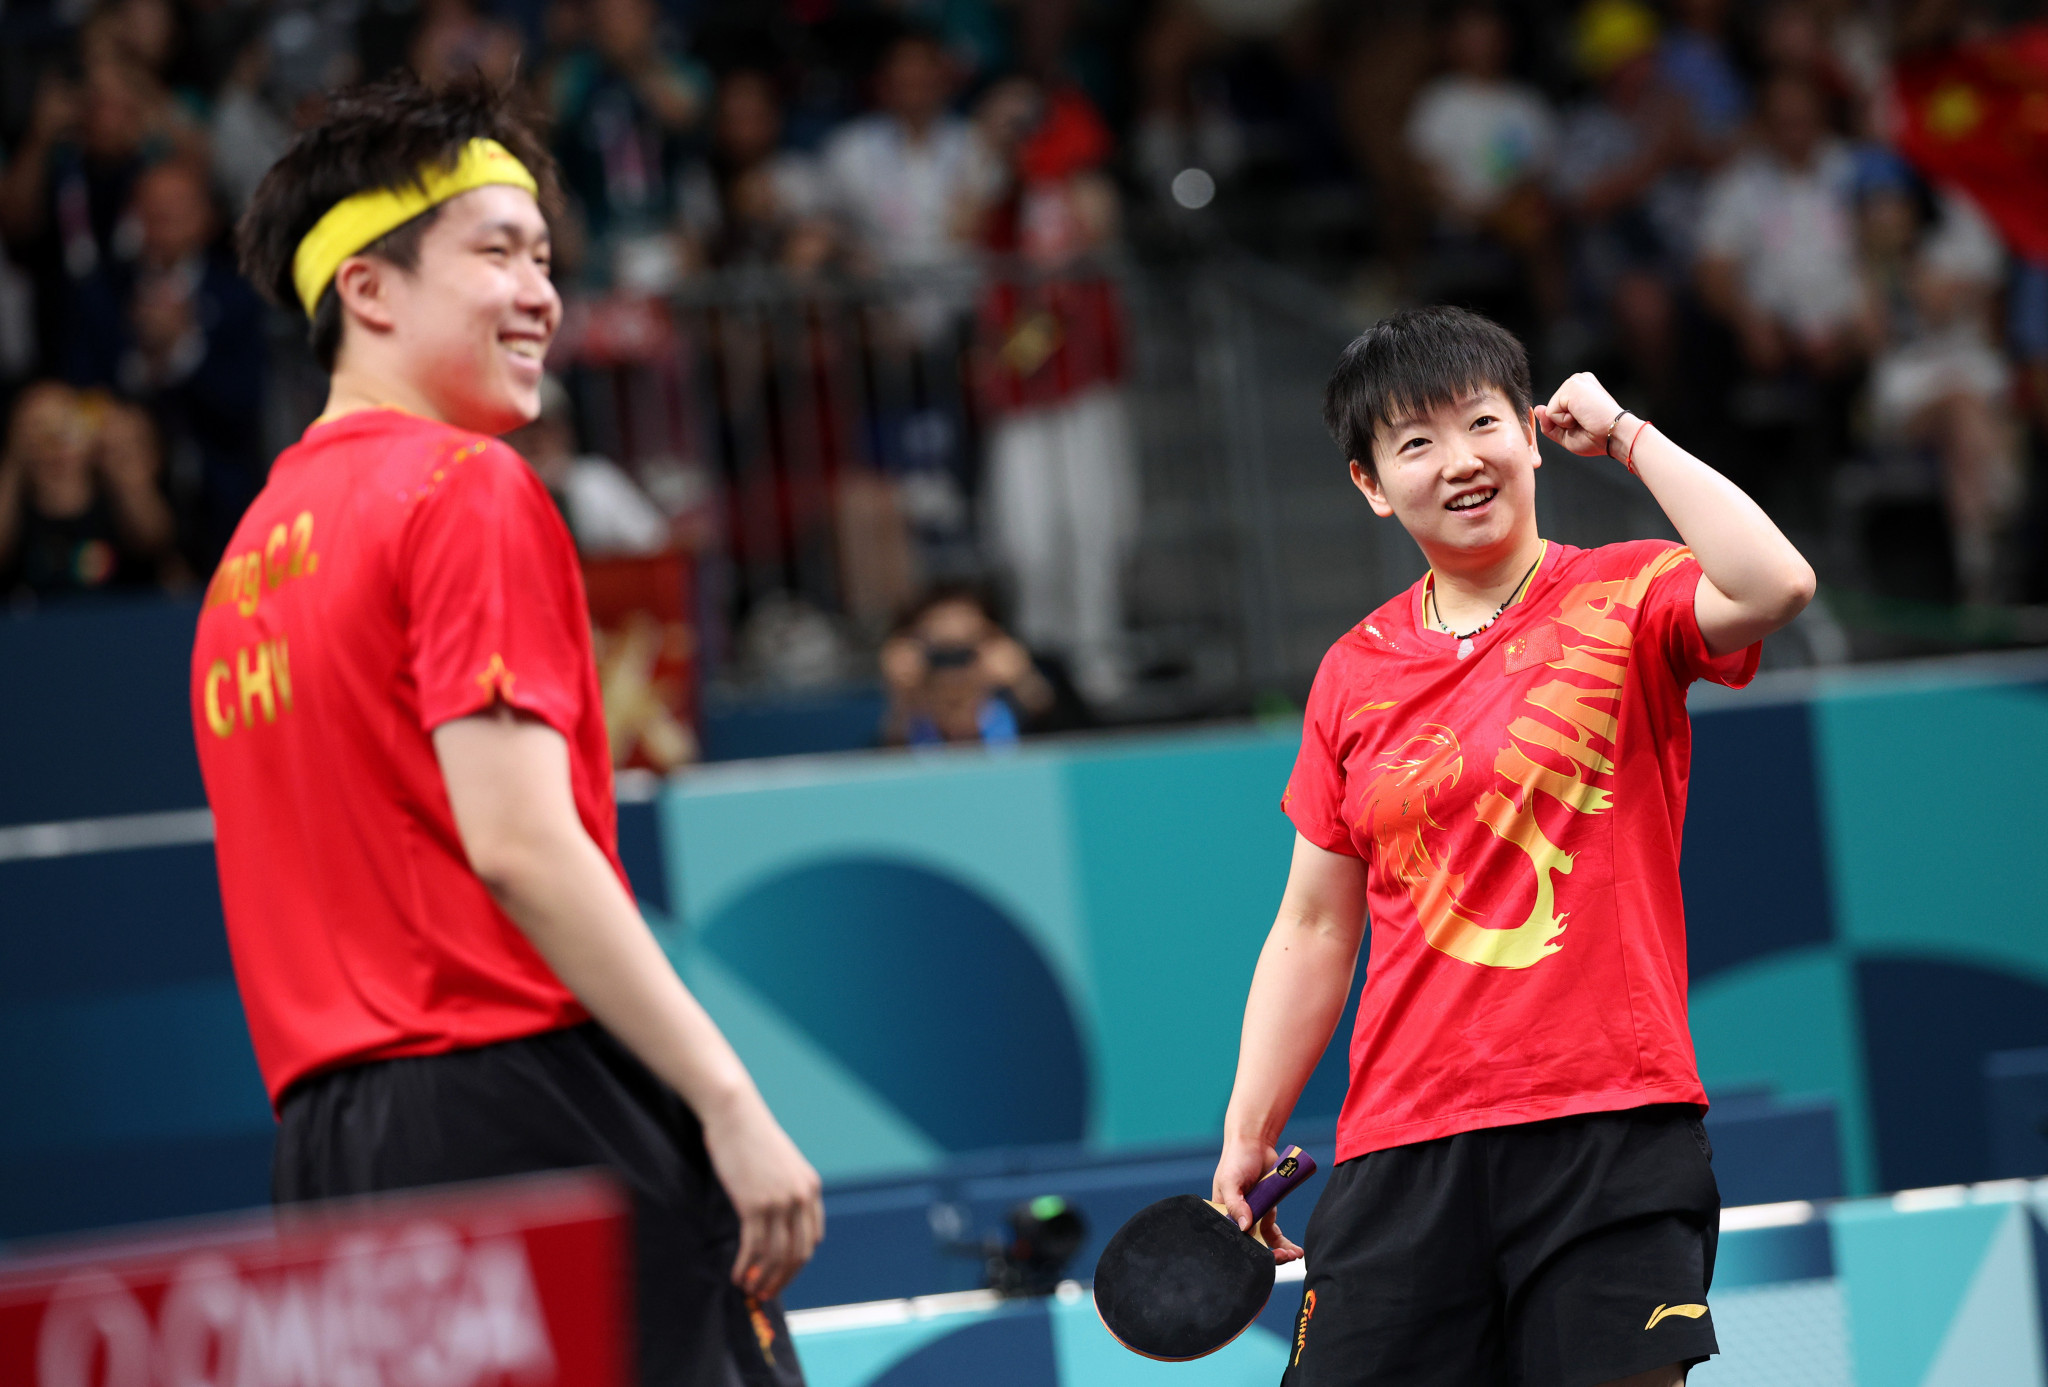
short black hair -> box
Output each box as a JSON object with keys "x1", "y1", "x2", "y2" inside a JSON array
[
  {"x1": 236, "y1": 72, "x2": 562, "y2": 373},
  {"x1": 1323, "y1": 305, "x2": 1533, "y2": 480}
]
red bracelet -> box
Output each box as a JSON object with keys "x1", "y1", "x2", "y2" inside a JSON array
[{"x1": 1625, "y1": 415, "x2": 1652, "y2": 474}]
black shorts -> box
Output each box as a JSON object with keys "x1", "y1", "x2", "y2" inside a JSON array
[
  {"x1": 274, "y1": 1022, "x2": 804, "y2": 1387},
  {"x1": 1281, "y1": 1105, "x2": 1720, "y2": 1387}
]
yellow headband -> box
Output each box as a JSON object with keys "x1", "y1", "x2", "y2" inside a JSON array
[{"x1": 291, "y1": 137, "x2": 539, "y2": 316}]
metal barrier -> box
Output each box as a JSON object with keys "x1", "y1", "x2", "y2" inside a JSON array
[{"x1": 546, "y1": 257, "x2": 1825, "y2": 716}]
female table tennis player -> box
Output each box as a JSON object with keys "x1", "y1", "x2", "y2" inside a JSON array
[
  {"x1": 1214, "y1": 306, "x2": 1815, "y2": 1387},
  {"x1": 190, "y1": 74, "x2": 820, "y2": 1385}
]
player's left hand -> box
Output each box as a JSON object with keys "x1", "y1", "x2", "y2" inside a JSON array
[{"x1": 1533, "y1": 372, "x2": 1625, "y2": 459}]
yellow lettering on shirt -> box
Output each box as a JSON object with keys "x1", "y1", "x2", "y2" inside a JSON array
[
  {"x1": 203, "y1": 659, "x2": 235, "y2": 738},
  {"x1": 205, "y1": 511, "x2": 322, "y2": 617},
  {"x1": 208, "y1": 636, "x2": 294, "y2": 739},
  {"x1": 237, "y1": 641, "x2": 277, "y2": 726},
  {"x1": 1357, "y1": 548, "x2": 1695, "y2": 969}
]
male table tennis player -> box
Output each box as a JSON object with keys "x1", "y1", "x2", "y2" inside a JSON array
[
  {"x1": 1212, "y1": 306, "x2": 1815, "y2": 1387},
  {"x1": 190, "y1": 76, "x2": 820, "y2": 1386}
]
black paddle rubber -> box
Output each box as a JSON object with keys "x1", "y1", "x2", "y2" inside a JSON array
[{"x1": 1093, "y1": 1145, "x2": 1318, "y2": 1361}]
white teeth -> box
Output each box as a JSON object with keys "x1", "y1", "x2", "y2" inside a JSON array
[
  {"x1": 1448, "y1": 489, "x2": 1496, "y2": 511},
  {"x1": 502, "y1": 339, "x2": 543, "y2": 361}
]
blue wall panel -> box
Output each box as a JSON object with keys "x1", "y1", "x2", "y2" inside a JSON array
[
  {"x1": 0, "y1": 600, "x2": 205, "y2": 823},
  {"x1": 1681, "y1": 698, "x2": 1835, "y2": 983}
]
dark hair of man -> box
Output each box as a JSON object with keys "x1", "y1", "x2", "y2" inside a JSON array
[
  {"x1": 890, "y1": 580, "x2": 1004, "y2": 638},
  {"x1": 1322, "y1": 305, "x2": 1534, "y2": 481},
  {"x1": 236, "y1": 72, "x2": 564, "y2": 373}
]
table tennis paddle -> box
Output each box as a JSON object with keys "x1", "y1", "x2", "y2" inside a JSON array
[{"x1": 1092, "y1": 1145, "x2": 1318, "y2": 1361}]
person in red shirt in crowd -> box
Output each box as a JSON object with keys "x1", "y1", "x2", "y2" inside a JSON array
[
  {"x1": 190, "y1": 75, "x2": 819, "y2": 1387},
  {"x1": 1212, "y1": 306, "x2": 1815, "y2": 1387}
]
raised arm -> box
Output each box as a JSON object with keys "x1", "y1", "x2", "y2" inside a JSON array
[
  {"x1": 1535, "y1": 372, "x2": 1816, "y2": 656},
  {"x1": 1213, "y1": 832, "x2": 1371, "y2": 1262},
  {"x1": 433, "y1": 705, "x2": 823, "y2": 1296}
]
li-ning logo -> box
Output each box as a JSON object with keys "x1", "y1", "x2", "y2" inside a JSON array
[
  {"x1": 1645, "y1": 1303, "x2": 1708, "y2": 1330},
  {"x1": 1274, "y1": 1156, "x2": 1299, "y2": 1180},
  {"x1": 1293, "y1": 1289, "x2": 1316, "y2": 1365}
]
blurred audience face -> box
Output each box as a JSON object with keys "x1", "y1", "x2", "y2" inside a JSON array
[
  {"x1": 975, "y1": 76, "x2": 1042, "y2": 157},
  {"x1": 1673, "y1": 0, "x2": 1731, "y2": 36},
  {"x1": 589, "y1": 0, "x2": 656, "y2": 66},
  {"x1": 877, "y1": 37, "x2": 954, "y2": 131},
  {"x1": 8, "y1": 384, "x2": 94, "y2": 515},
  {"x1": 110, "y1": 0, "x2": 178, "y2": 75},
  {"x1": 1604, "y1": 49, "x2": 1658, "y2": 105},
  {"x1": 1445, "y1": 8, "x2": 1510, "y2": 80},
  {"x1": 79, "y1": 59, "x2": 150, "y2": 162},
  {"x1": 1858, "y1": 187, "x2": 1920, "y2": 259},
  {"x1": 1761, "y1": 74, "x2": 1827, "y2": 167},
  {"x1": 715, "y1": 72, "x2": 783, "y2": 166},
  {"x1": 135, "y1": 163, "x2": 217, "y2": 267},
  {"x1": 1760, "y1": 1, "x2": 1826, "y2": 74}
]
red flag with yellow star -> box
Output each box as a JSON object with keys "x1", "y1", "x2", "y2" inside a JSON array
[{"x1": 1892, "y1": 23, "x2": 2048, "y2": 260}]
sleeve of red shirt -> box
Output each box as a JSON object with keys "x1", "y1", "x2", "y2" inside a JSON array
[
  {"x1": 1283, "y1": 643, "x2": 1361, "y2": 857},
  {"x1": 1634, "y1": 541, "x2": 1761, "y2": 690},
  {"x1": 405, "y1": 439, "x2": 591, "y2": 736}
]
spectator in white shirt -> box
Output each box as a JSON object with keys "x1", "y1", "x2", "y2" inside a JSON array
[
  {"x1": 507, "y1": 376, "x2": 670, "y2": 558},
  {"x1": 1856, "y1": 156, "x2": 2018, "y2": 601},
  {"x1": 1404, "y1": 4, "x2": 1566, "y2": 327},
  {"x1": 1696, "y1": 72, "x2": 1864, "y2": 379},
  {"x1": 822, "y1": 30, "x2": 988, "y2": 280}
]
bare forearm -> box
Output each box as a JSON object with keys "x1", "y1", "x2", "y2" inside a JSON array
[
  {"x1": 1223, "y1": 910, "x2": 1361, "y2": 1148},
  {"x1": 1539, "y1": 373, "x2": 1815, "y2": 651},
  {"x1": 106, "y1": 480, "x2": 177, "y2": 557},
  {"x1": 482, "y1": 828, "x2": 762, "y2": 1124},
  {"x1": 1626, "y1": 423, "x2": 1813, "y2": 616}
]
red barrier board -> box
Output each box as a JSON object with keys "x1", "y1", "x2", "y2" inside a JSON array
[{"x1": 0, "y1": 1172, "x2": 630, "y2": 1387}]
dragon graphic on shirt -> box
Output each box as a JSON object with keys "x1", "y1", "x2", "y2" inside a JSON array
[{"x1": 1355, "y1": 548, "x2": 1691, "y2": 969}]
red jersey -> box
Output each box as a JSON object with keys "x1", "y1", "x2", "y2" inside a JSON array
[
  {"x1": 1283, "y1": 540, "x2": 1759, "y2": 1161},
  {"x1": 191, "y1": 409, "x2": 619, "y2": 1105}
]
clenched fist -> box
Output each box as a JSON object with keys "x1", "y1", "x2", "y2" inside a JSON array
[{"x1": 1533, "y1": 372, "x2": 1629, "y2": 460}]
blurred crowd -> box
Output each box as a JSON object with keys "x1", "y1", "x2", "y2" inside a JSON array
[{"x1": 1, "y1": 0, "x2": 2043, "y2": 655}]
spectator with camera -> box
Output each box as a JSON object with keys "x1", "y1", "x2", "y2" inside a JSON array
[
  {"x1": 880, "y1": 585, "x2": 1058, "y2": 748},
  {"x1": 0, "y1": 382, "x2": 181, "y2": 600}
]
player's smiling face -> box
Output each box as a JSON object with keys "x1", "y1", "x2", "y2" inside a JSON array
[
  {"x1": 382, "y1": 184, "x2": 559, "y2": 434},
  {"x1": 1350, "y1": 387, "x2": 1540, "y2": 559}
]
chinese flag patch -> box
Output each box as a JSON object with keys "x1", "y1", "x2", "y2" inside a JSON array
[{"x1": 1503, "y1": 623, "x2": 1562, "y2": 674}]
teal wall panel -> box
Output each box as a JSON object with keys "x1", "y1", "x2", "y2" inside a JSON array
[
  {"x1": 666, "y1": 752, "x2": 1094, "y2": 1054},
  {"x1": 1689, "y1": 949, "x2": 1877, "y2": 1195},
  {"x1": 1813, "y1": 680, "x2": 2048, "y2": 978},
  {"x1": 656, "y1": 731, "x2": 1308, "y2": 1174},
  {"x1": 652, "y1": 660, "x2": 2048, "y2": 1196},
  {"x1": 1832, "y1": 1197, "x2": 2023, "y2": 1387},
  {"x1": 1060, "y1": 730, "x2": 1300, "y2": 1149},
  {"x1": 1918, "y1": 1201, "x2": 2047, "y2": 1387}
]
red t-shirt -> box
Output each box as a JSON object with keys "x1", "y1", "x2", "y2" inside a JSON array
[
  {"x1": 1283, "y1": 540, "x2": 1760, "y2": 1161},
  {"x1": 191, "y1": 409, "x2": 620, "y2": 1105}
]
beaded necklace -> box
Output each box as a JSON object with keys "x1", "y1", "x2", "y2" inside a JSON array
[{"x1": 1426, "y1": 545, "x2": 1546, "y2": 660}]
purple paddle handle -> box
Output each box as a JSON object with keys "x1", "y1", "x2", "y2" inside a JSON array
[{"x1": 1243, "y1": 1146, "x2": 1316, "y2": 1224}]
